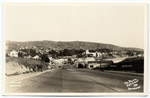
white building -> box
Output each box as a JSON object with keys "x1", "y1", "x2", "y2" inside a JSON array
[
  {"x1": 33, "y1": 55, "x2": 40, "y2": 60},
  {"x1": 8, "y1": 50, "x2": 18, "y2": 57},
  {"x1": 85, "y1": 49, "x2": 103, "y2": 57}
]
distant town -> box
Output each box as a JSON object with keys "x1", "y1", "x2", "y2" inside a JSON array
[
  {"x1": 5, "y1": 41, "x2": 144, "y2": 93},
  {"x1": 6, "y1": 40, "x2": 144, "y2": 74},
  {"x1": 6, "y1": 45, "x2": 144, "y2": 60}
]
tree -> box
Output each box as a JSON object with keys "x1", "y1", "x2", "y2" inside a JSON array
[
  {"x1": 49, "y1": 49, "x2": 58, "y2": 58},
  {"x1": 40, "y1": 54, "x2": 50, "y2": 62},
  {"x1": 18, "y1": 52, "x2": 24, "y2": 57},
  {"x1": 126, "y1": 50, "x2": 134, "y2": 56},
  {"x1": 29, "y1": 49, "x2": 37, "y2": 57}
]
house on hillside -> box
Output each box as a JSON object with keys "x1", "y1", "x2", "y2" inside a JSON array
[
  {"x1": 137, "y1": 54, "x2": 144, "y2": 57},
  {"x1": 7, "y1": 50, "x2": 18, "y2": 57},
  {"x1": 39, "y1": 49, "x2": 46, "y2": 54},
  {"x1": 85, "y1": 49, "x2": 103, "y2": 57},
  {"x1": 33, "y1": 55, "x2": 40, "y2": 60},
  {"x1": 45, "y1": 49, "x2": 50, "y2": 53}
]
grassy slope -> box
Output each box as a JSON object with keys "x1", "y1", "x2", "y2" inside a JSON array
[
  {"x1": 6, "y1": 57, "x2": 42, "y2": 67},
  {"x1": 5, "y1": 57, "x2": 44, "y2": 75}
]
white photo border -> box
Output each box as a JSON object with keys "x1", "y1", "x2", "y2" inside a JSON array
[{"x1": 0, "y1": 0, "x2": 149, "y2": 97}]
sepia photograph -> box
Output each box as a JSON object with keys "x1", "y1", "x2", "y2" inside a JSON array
[{"x1": 2, "y1": 2, "x2": 148, "y2": 96}]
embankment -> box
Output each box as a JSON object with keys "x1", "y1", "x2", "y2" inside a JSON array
[{"x1": 5, "y1": 57, "x2": 48, "y2": 76}]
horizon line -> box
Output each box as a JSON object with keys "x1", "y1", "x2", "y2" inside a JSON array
[{"x1": 6, "y1": 40, "x2": 144, "y2": 50}]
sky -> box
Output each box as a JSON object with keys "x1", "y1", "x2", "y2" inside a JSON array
[{"x1": 3, "y1": 3, "x2": 147, "y2": 49}]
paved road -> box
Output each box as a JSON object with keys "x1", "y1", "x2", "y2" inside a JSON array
[{"x1": 6, "y1": 67, "x2": 143, "y2": 93}]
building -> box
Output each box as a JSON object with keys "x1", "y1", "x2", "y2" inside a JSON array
[
  {"x1": 8, "y1": 50, "x2": 18, "y2": 57},
  {"x1": 87, "y1": 60, "x2": 114, "y2": 69},
  {"x1": 85, "y1": 49, "x2": 103, "y2": 57},
  {"x1": 33, "y1": 55, "x2": 40, "y2": 60}
]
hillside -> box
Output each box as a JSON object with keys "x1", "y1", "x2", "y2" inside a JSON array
[
  {"x1": 5, "y1": 57, "x2": 47, "y2": 75},
  {"x1": 6, "y1": 40, "x2": 143, "y2": 51}
]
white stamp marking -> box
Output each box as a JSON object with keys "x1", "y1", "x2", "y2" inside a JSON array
[
  {"x1": 124, "y1": 79, "x2": 141, "y2": 90},
  {"x1": 9, "y1": 81, "x2": 21, "y2": 87}
]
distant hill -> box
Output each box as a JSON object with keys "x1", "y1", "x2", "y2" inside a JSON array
[{"x1": 6, "y1": 40, "x2": 143, "y2": 52}]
